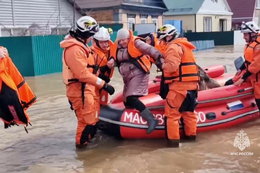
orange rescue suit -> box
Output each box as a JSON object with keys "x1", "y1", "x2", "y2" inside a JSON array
[
  {"x1": 163, "y1": 38, "x2": 199, "y2": 83},
  {"x1": 91, "y1": 40, "x2": 115, "y2": 106},
  {"x1": 244, "y1": 34, "x2": 260, "y2": 99},
  {"x1": 162, "y1": 38, "x2": 199, "y2": 141},
  {"x1": 60, "y1": 37, "x2": 105, "y2": 145}
]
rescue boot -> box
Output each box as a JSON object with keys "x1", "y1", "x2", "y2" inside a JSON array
[
  {"x1": 182, "y1": 135, "x2": 196, "y2": 142},
  {"x1": 140, "y1": 108, "x2": 158, "y2": 134},
  {"x1": 167, "y1": 139, "x2": 180, "y2": 148},
  {"x1": 75, "y1": 140, "x2": 99, "y2": 150},
  {"x1": 76, "y1": 125, "x2": 98, "y2": 150},
  {"x1": 75, "y1": 143, "x2": 88, "y2": 150}
]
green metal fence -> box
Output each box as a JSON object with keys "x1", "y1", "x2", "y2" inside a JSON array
[
  {"x1": 184, "y1": 31, "x2": 234, "y2": 45},
  {"x1": 0, "y1": 31, "x2": 131, "y2": 77},
  {"x1": 32, "y1": 36, "x2": 64, "y2": 76},
  {"x1": 0, "y1": 31, "x2": 222, "y2": 77},
  {"x1": 0, "y1": 36, "x2": 34, "y2": 76},
  {"x1": 0, "y1": 35, "x2": 64, "y2": 76}
]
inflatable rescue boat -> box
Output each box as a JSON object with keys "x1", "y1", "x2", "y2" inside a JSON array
[{"x1": 97, "y1": 65, "x2": 260, "y2": 139}]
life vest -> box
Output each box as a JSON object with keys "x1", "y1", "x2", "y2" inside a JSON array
[
  {"x1": 244, "y1": 34, "x2": 260, "y2": 64},
  {"x1": 163, "y1": 38, "x2": 199, "y2": 83},
  {"x1": 156, "y1": 40, "x2": 167, "y2": 54},
  {"x1": 0, "y1": 55, "x2": 36, "y2": 127},
  {"x1": 91, "y1": 41, "x2": 115, "y2": 105},
  {"x1": 91, "y1": 40, "x2": 115, "y2": 78},
  {"x1": 110, "y1": 30, "x2": 152, "y2": 74},
  {"x1": 62, "y1": 39, "x2": 103, "y2": 106},
  {"x1": 62, "y1": 46, "x2": 96, "y2": 85}
]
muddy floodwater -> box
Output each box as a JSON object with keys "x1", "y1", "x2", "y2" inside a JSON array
[{"x1": 1, "y1": 46, "x2": 260, "y2": 173}]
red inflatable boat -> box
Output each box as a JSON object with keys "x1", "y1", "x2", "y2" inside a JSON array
[{"x1": 98, "y1": 65, "x2": 260, "y2": 139}]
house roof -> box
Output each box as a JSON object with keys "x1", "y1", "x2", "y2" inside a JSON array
[
  {"x1": 73, "y1": 0, "x2": 122, "y2": 9},
  {"x1": 227, "y1": 0, "x2": 256, "y2": 23},
  {"x1": 163, "y1": 0, "x2": 204, "y2": 15},
  {"x1": 73, "y1": 0, "x2": 166, "y2": 10}
]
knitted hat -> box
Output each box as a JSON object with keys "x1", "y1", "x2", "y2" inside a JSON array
[{"x1": 116, "y1": 28, "x2": 130, "y2": 40}]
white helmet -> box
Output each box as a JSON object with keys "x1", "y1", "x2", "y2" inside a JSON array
[
  {"x1": 241, "y1": 21, "x2": 260, "y2": 33},
  {"x1": 94, "y1": 27, "x2": 110, "y2": 41},
  {"x1": 157, "y1": 24, "x2": 178, "y2": 40},
  {"x1": 76, "y1": 16, "x2": 99, "y2": 34}
]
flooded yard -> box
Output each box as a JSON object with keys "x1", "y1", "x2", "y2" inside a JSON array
[{"x1": 0, "y1": 45, "x2": 259, "y2": 173}]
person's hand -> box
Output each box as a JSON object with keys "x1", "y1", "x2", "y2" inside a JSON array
[
  {"x1": 99, "y1": 65, "x2": 110, "y2": 73},
  {"x1": 233, "y1": 78, "x2": 244, "y2": 86},
  {"x1": 102, "y1": 83, "x2": 115, "y2": 95},
  {"x1": 98, "y1": 73, "x2": 110, "y2": 83},
  {"x1": 107, "y1": 58, "x2": 115, "y2": 69},
  {"x1": 155, "y1": 55, "x2": 164, "y2": 71},
  {"x1": 0, "y1": 48, "x2": 8, "y2": 58}
]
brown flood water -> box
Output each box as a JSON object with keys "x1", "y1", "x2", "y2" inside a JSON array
[{"x1": 0, "y1": 46, "x2": 260, "y2": 173}]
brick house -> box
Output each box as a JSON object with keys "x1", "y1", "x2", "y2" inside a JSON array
[{"x1": 73, "y1": 0, "x2": 167, "y2": 30}]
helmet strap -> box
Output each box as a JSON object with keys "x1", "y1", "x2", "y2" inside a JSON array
[
  {"x1": 70, "y1": 29, "x2": 95, "y2": 45},
  {"x1": 69, "y1": 30, "x2": 87, "y2": 44},
  {"x1": 249, "y1": 33, "x2": 258, "y2": 43},
  {"x1": 165, "y1": 33, "x2": 177, "y2": 42},
  {"x1": 93, "y1": 38, "x2": 101, "y2": 48},
  {"x1": 256, "y1": 34, "x2": 260, "y2": 44}
]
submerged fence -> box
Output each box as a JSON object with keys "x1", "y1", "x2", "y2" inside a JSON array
[
  {"x1": 185, "y1": 31, "x2": 234, "y2": 45},
  {"x1": 0, "y1": 33, "x2": 119, "y2": 76},
  {"x1": 0, "y1": 31, "x2": 228, "y2": 76},
  {"x1": 191, "y1": 40, "x2": 215, "y2": 51},
  {"x1": 0, "y1": 35, "x2": 64, "y2": 76}
]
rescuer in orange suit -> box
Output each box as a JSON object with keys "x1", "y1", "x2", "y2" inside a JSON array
[
  {"x1": 233, "y1": 21, "x2": 260, "y2": 111},
  {"x1": 157, "y1": 24, "x2": 200, "y2": 147},
  {"x1": 60, "y1": 16, "x2": 115, "y2": 149},
  {"x1": 91, "y1": 27, "x2": 115, "y2": 110},
  {"x1": 0, "y1": 46, "x2": 36, "y2": 130},
  {"x1": 138, "y1": 32, "x2": 220, "y2": 91}
]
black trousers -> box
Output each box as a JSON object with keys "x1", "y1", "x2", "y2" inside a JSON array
[{"x1": 124, "y1": 95, "x2": 146, "y2": 112}]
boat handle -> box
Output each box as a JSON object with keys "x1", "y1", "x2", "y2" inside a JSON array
[{"x1": 237, "y1": 87, "x2": 253, "y2": 93}]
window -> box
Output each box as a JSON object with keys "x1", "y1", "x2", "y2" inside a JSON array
[
  {"x1": 152, "y1": 16, "x2": 158, "y2": 29},
  {"x1": 203, "y1": 17, "x2": 212, "y2": 32},
  {"x1": 127, "y1": 14, "x2": 136, "y2": 30},
  {"x1": 256, "y1": 0, "x2": 260, "y2": 8},
  {"x1": 219, "y1": 19, "x2": 227, "y2": 31},
  {"x1": 140, "y1": 14, "x2": 148, "y2": 24}
]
